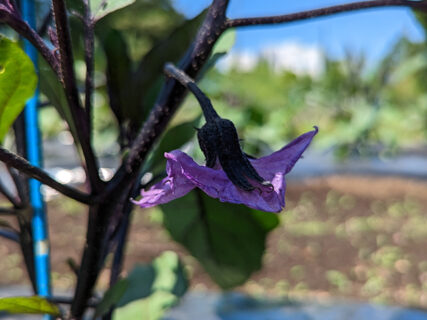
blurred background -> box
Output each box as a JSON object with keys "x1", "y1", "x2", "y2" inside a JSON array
[{"x1": 1, "y1": 0, "x2": 427, "y2": 314}]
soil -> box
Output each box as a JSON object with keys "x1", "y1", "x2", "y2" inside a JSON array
[{"x1": 1, "y1": 175, "x2": 427, "y2": 309}]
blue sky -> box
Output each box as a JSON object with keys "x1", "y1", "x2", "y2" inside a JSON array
[{"x1": 172, "y1": 0, "x2": 425, "y2": 63}]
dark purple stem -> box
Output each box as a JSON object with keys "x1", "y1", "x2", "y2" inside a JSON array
[
  {"x1": 52, "y1": 0, "x2": 103, "y2": 193},
  {"x1": 83, "y1": 0, "x2": 95, "y2": 131},
  {"x1": 225, "y1": 0, "x2": 427, "y2": 28},
  {"x1": 0, "y1": 147, "x2": 92, "y2": 204},
  {"x1": 0, "y1": 9, "x2": 59, "y2": 74},
  {"x1": 164, "y1": 63, "x2": 219, "y2": 122},
  {"x1": 0, "y1": 229, "x2": 20, "y2": 242},
  {"x1": 125, "y1": 0, "x2": 230, "y2": 174}
]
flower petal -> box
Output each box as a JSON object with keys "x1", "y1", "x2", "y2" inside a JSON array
[
  {"x1": 132, "y1": 153, "x2": 195, "y2": 208},
  {"x1": 253, "y1": 127, "x2": 318, "y2": 177},
  {"x1": 134, "y1": 128, "x2": 317, "y2": 213},
  {"x1": 166, "y1": 152, "x2": 284, "y2": 213}
]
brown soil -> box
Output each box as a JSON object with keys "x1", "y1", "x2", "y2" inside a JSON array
[{"x1": 1, "y1": 175, "x2": 427, "y2": 308}]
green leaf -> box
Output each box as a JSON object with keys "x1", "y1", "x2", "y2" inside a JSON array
[
  {"x1": 117, "y1": 251, "x2": 187, "y2": 307},
  {"x1": 160, "y1": 191, "x2": 279, "y2": 289},
  {"x1": 147, "y1": 116, "x2": 201, "y2": 174},
  {"x1": 0, "y1": 37, "x2": 37, "y2": 142},
  {"x1": 199, "y1": 29, "x2": 236, "y2": 77},
  {"x1": 96, "y1": 252, "x2": 187, "y2": 319},
  {"x1": 94, "y1": 279, "x2": 129, "y2": 318},
  {"x1": 91, "y1": 0, "x2": 136, "y2": 21},
  {"x1": 38, "y1": 59, "x2": 81, "y2": 149},
  {"x1": 113, "y1": 291, "x2": 177, "y2": 320},
  {"x1": 129, "y1": 9, "x2": 207, "y2": 125},
  {"x1": 212, "y1": 29, "x2": 236, "y2": 56},
  {"x1": 0, "y1": 296, "x2": 60, "y2": 316},
  {"x1": 99, "y1": 29, "x2": 132, "y2": 124}
]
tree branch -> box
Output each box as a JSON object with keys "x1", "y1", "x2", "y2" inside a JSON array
[
  {"x1": 0, "y1": 147, "x2": 92, "y2": 204},
  {"x1": 52, "y1": 0, "x2": 103, "y2": 192},
  {"x1": 225, "y1": 0, "x2": 427, "y2": 28}
]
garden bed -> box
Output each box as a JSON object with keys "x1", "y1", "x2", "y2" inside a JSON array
[{"x1": 1, "y1": 175, "x2": 426, "y2": 309}]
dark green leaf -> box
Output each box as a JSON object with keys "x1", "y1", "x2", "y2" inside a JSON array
[
  {"x1": 160, "y1": 191, "x2": 279, "y2": 289},
  {"x1": 147, "y1": 116, "x2": 201, "y2": 174},
  {"x1": 129, "y1": 9, "x2": 207, "y2": 125},
  {"x1": 38, "y1": 59, "x2": 81, "y2": 149},
  {"x1": 117, "y1": 251, "x2": 187, "y2": 307},
  {"x1": 100, "y1": 29, "x2": 132, "y2": 124},
  {"x1": 0, "y1": 296, "x2": 60, "y2": 316},
  {"x1": 0, "y1": 37, "x2": 37, "y2": 142},
  {"x1": 112, "y1": 251, "x2": 188, "y2": 320},
  {"x1": 95, "y1": 279, "x2": 129, "y2": 318}
]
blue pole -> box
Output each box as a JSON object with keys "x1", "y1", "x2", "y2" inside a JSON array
[{"x1": 21, "y1": 0, "x2": 52, "y2": 305}]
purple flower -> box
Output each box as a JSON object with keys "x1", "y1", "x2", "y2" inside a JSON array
[{"x1": 133, "y1": 127, "x2": 317, "y2": 213}]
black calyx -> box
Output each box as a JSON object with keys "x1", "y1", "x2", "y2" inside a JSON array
[{"x1": 197, "y1": 117, "x2": 271, "y2": 191}]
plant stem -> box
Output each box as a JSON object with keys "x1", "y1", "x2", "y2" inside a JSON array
[
  {"x1": 83, "y1": 0, "x2": 95, "y2": 131},
  {"x1": 0, "y1": 9, "x2": 59, "y2": 74},
  {"x1": 0, "y1": 147, "x2": 92, "y2": 204},
  {"x1": 125, "y1": 0, "x2": 230, "y2": 174},
  {"x1": 0, "y1": 207, "x2": 19, "y2": 215},
  {"x1": 164, "y1": 63, "x2": 219, "y2": 122},
  {"x1": 225, "y1": 0, "x2": 427, "y2": 28},
  {"x1": 52, "y1": 0, "x2": 103, "y2": 193},
  {"x1": 0, "y1": 229, "x2": 20, "y2": 242}
]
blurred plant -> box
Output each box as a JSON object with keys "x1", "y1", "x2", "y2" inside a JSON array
[{"x1": 0, "y1": 0, "x2": 426, "y2": 319}]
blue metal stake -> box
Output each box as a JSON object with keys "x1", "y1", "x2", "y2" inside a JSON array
[{"x1": 21, "y1": 0, "x2": 52, "y2": 309}]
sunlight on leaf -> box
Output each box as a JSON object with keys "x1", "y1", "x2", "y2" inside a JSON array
[
  {"x1": 0, "y1": 37, "x2": 37, "y2": 143},
  {"x1": 95, "y1": 252, "x2": 187, "y2": 319},
  {"x1": 91, "y1": 0, "x2": 135, "y2": 21},
  {"x1": 0, "y1": 296, "x2": 60, "y2": 316}
]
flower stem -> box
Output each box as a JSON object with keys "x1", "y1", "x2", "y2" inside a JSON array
[{"x1": 164, "y1": 63, "x2": 219, "y2": 122}]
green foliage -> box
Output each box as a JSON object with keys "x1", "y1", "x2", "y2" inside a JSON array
[
  {"x1": 96, "y1": 251, "x2": 188, "y2": 319},
  {"x1": 97, "y1": 6, "x2": 206, "y2": 143},
  {"x1": 95, "y1": 279, "x2": 129, "y2": 318},
  {"x1": 0, "y1": 296, "x2": 60, "y2": 316},
  {"x1": 200, "y1": 29, "x2": 236, "y2": 76},
  {"x1": 160, "y1": 190, "x2": 279, "y2": 289},
  {"x1": 38, "y1": 58, "x2": 80, "y2": 146},
  {"x1": 0, "y1": 37, "x2": 37, "y2": 142},
  {"x1": 100, "y1": 29, "x2": 132, "y2": 125},
  {"x1": 198, "y1": 35, "x2": 427, "y2": 158},
  {"x1": 91, "y1": 0, "x2": 136, "y2": 21}
]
